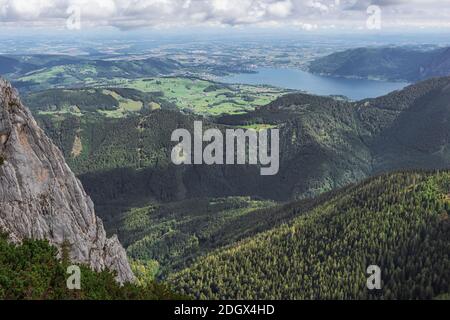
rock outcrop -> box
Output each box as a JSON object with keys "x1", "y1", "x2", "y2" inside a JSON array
[{"x1": 0, "y1": 78, "x2": 134, "y2": 283}]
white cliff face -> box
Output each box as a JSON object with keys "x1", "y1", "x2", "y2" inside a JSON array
[{"x1": 0, "y1": 78, "x2": 134, "y2": 283}]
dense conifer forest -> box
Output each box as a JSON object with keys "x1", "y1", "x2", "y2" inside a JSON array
[{"x1": 170, "y1": 171, "x2": 450, "y2": 300}]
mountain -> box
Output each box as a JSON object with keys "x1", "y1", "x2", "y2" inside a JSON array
[
  {"x1": 103, "y1": 77, "x2": 449, "y2": 283},
  {"x1": 217, "y1": 77, "x2": 450, "y2": 198},
  {"x1": 308, "y1": 47, "x2": 450, "y2": 82},
  {"x1": 421, "y1": 47, "x2": 450, "y2": 79},
  {"x1": 170, "y1": 170, "x2": 450, "y2": 300},
  {"x1": 0, "y1": 78, "x2": 134, "y2": 283},
  {"x1": 23, "y1": 76, "x2": 450, "y2": 280},
  {"x1": 5, "y1": 69, "x2": 450, "y2": 299},
  {"x1": 361, "y1": 76, "x2": 450, "y2": 172}
]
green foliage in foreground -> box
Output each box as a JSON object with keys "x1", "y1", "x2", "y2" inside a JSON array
[
  {"x1": 0, "y1": 234, "x2": 183, "y2": 300},
  {"x1": 170, "y1": 171, "x2": 450, "y2": 300},
  {"x1": 434, "y1": 293, "x2": 450, "y2": 300}
]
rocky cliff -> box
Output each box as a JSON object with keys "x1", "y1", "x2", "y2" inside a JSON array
[{"x1": 0, "y1": 78, "x2": 134, "y2": 283}]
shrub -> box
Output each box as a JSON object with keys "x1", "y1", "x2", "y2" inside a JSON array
[{"x1": 0, "y1": 236, "x2": 185, "y2": 300}]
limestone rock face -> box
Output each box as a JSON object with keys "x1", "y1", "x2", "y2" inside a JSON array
[{"x1": 0, "y1": 78, "x2": 134, "y2": 283}]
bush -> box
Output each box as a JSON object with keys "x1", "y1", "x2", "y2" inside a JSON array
[{"x1": 0, "y1": 235, "x2": 185, "y2": 300}]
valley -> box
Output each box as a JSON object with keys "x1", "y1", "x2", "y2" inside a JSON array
[
  {"x1": 1, "y1": 33, "x2": 450, "y2": 301},
  {"x1": 21, "y1": 68, "x2": 450, "y2": 296}
]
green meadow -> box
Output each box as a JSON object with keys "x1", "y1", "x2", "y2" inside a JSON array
[{"x1": 123, "y1": 77, "x2": 288, "y2": 116}]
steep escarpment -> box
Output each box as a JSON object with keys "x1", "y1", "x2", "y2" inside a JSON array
[{"x1": 0, "y1": 78, "x2": 134, "y2": 283}]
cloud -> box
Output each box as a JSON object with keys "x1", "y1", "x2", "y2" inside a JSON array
[
  {"x1": 0, "y1": 0, "x2": 449, "y2": 30},
  {"x1": 307, "y1": 1, "x2": 329, "y2": 13},
  {"x1": 267, "y1": 0, "x2": 293, "y2": 18}
]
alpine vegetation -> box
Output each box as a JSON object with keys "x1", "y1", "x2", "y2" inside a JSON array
[{"x1": 171, "y1": 121, "x2": 279, "y2": 176}]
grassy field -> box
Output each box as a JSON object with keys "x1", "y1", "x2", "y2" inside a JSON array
[
  {"x1": 98, "y1": 90, "x2": 144, "y2": 118},
  {"x1": 122, "y1": 77, "x2": 288, "y2": 116}
]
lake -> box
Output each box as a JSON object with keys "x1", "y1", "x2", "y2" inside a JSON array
[{"x1": 220, "y1": 68, "x2": 409, "y2": 100}]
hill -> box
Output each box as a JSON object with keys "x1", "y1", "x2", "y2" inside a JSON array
[
  {"x1": 309, "y1": 47, "x2": 450, "y2": 82},
  {"x1": 170, "y1": 170, "x2": 450, "y2": 300},
  {"x1": 0, "y1": 54, "x2": 184, "y2": 92},
  {"x1": 23, "y1": 87, "x2": 175, "y2": 116},
  {"x1": 216, "y1": 77, "x2": 450, "y2": 200}
]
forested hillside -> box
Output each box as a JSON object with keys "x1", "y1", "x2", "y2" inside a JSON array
[
  {"x1": 170, "y1": 171, "x2": 450, "y2": 300},
  {"x1": 116, "y1": 193, "x2": 352, "y2": 277},
  {"x1": 309, "y1": 47, "x2": 450, "y2": 82},
  {"x1": 120, "y1": 197, "x2": 276, "y2": 276}
]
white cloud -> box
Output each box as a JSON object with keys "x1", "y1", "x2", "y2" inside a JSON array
[
  {"x1": 294, "y1": 21, "x2": 318, "y2": 30},
  {"x1": 307, "y1": 1, "x2": 329, "y2": 13},
  {"x1": 267, "y1": 0, "x2": 293, "y2": 18},
  {"x1": 0, "y1": 0, "x2": 449, "y2": 30}
]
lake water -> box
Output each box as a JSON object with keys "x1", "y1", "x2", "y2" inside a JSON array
[{"x1": 220, "y1": 68, "x2": 409, "y2": 100}]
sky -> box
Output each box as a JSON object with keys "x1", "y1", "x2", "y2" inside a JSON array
[{"x1": 0, "y1": 0, "x2": 449, "y2": 32}]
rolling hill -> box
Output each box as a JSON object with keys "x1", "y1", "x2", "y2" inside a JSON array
[
  {"x1": 24, "y1": 87, "x2": 175, "y2": 115},
  {"x1": 0, "y1": 54, "x2": 184, "y2": 92}
]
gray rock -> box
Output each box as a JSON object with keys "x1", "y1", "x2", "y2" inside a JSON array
[{"x1": 0, "y1": 78, "x2": 135, "y2": 284}]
